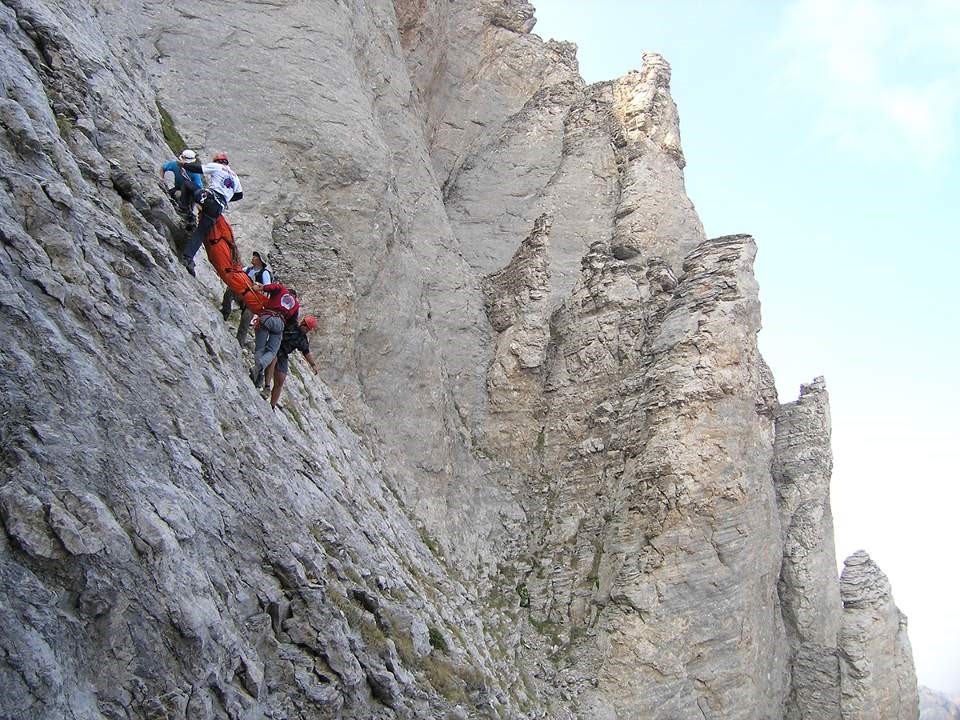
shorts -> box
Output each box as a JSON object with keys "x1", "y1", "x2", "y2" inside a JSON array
[{"x1": 276, "y1": 352, "x2": 291, "y2": 375}]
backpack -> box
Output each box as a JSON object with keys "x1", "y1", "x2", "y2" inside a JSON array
[
  {"x1": 245, "y1": 265, "x2": 272, "y2": 284},
  {"x1": 263, "y1": 284, "x2": 299, "y2": 321},
  {"x1": 278, "y1": 290, "x2": 299, "y2": 319}
]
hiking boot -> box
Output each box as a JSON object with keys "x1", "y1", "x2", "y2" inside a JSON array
[
  {"x1": 180, "y1": 255, "x2": 196, "y2": 276},
  {"x1": 249, "y1": 366, "x2": 263, "y2": 389}
]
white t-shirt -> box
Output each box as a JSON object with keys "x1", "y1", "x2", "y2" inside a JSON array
[{"x1": 201, "y1": 163, "x2": 243, "y2": 206}]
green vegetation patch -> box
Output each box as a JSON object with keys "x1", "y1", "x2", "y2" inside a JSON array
[
  {"x1": 156, "y1": 101, "x2": 186, "y2": 154},
  {"x1": 422, "y1": 657, "x2": 469, "y2": 705},
  {"x1": 54, "y1": 114, "x2": 74, "y2": 139},
  {"x1": 285, "y1": 401, "x2": 307, "y2": 434},
  {"x1": 421, "y1": 655, "x2": 488, "y2": 706},
  {"x1": 418, "y1": 526, "x2": 442, "y2": 559},
  {"x1": 528, "y1": 615, "x2": 563, "y2": 646},
  {"x1": 428, "y1": 625, "x2": 449, "y2": 654},
  {"x1": 516, "y1": 583, "x2": 531, "y2": 608},
  {"x1": 119, "y1": 203, "x2": 142, "y2": 234}
]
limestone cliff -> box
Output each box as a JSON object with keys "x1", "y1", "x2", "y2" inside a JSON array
[{"x1": 0, "y1": 0, "x2": 920, "y2": 718}]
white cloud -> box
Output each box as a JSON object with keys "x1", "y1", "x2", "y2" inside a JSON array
[{"x1": 774, "y1": 0, "x2": 960, "y2": 167}]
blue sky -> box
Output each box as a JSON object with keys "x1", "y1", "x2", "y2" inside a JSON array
[{"x1": 535, "y1": 0, "x2": 959, "y2": 694}]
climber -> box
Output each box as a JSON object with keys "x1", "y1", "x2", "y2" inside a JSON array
[
  {"x1": 177, "y1": 152, "x2": 244, "y2": 276},
  {"x1": 221, "y1": 251, "x2": 271, "y2": 345},
  {"x1": 263, "y1": 315, "x2": 320, "y2": 410},
  {"x1": 250, "y1": 283, "x2": 299, "y2": 388},
  {"x1": 159, "y1": 149, "x2": 203, "y2": 219}
]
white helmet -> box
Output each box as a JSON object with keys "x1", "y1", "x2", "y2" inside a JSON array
[{"x1": 179, "y1": 149, "x2": 196, "y2": 162}]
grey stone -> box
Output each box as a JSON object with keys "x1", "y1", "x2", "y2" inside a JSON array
[
  {"x1": 775, "y1": 377, "x2": 843, "y2": 719},
  {"x1": 0, "y1": 0, "x2": 920, "y2": 718},
  {"x1": 838, "y1": 552, "x2": 920, "y2": 720}
]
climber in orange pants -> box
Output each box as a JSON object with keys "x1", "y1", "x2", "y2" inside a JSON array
[{"x1": 178, "y1": 152, "x2": 243, "y2": 275}]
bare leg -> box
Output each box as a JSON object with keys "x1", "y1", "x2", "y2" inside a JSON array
[
  {"x1": 264, "y1": 357, "x2": 278, "y2": 394},
  {"x1": 270, "y1": 370, "x2": 287, "y2": 409}
]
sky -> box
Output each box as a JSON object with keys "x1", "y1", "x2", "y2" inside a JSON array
[{"x1": 534, "y1": 0, "x2": 959, "y2": 695}]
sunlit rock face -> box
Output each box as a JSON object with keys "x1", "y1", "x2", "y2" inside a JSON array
[
  {"x1": 0, "y1": 0, "x2": 919, "y2": 718},
  {"x1": 776, "y1": 378, "x2": 844, "y2": 720}
]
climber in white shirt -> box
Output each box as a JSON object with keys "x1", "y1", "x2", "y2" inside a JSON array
[{"x1": 176, "y1": 152, "x2": 244, "y2": 275}]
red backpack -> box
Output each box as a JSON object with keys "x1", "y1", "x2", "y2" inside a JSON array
[{"x1": 261, "y1": 283, "x2": 300, "y2": 321}]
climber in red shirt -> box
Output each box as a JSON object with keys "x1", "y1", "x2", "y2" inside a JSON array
[{"x1": 250, "y1": 283, "x2": 299, "y2": 388}]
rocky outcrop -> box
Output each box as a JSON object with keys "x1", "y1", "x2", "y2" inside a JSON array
[
  {"x1": 524, "y1": 233, "x2": 791, "y2": 719},
  {"x1": 0, "y1": 0, "x2": 920, "y2": 718},
  {"x1": 776, "y1": 377, "x2": 843, "y2": 719},
  {"x1": 481, "y1": 213, "x2": 551, "y2": 467},
  {"x1": 0, "y1": 2, "x2": 524, "y2": 717},
  {"x1": 839, "y1": 551, "x2": 920, "y2": 720},
  {"x1": 774, "y1": 385, "x2": 920, "y2": 720}
]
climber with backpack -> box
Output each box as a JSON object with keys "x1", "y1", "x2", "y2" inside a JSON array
[
  {"x1": 221, "y1": 251, "x2": 271, "y2": 345},
  {"x1": 250, "y1": 283, "x2": 299, "y2": 389},
  {"x1": 262, "y1": 315, "x2": 320, "y2": 410},
  {"x1": 176, "y1": 152, "x2": 244, "y2": 276},
  {"x1": 160, "y1": 148, "x2": 203, "y2": 223}
]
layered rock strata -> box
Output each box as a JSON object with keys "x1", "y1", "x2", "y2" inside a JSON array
[
  {"x1": 521, "y1": 233, "x2": 790, "y2": 719},
  {"x1": 0, "y1": 0, "x2": 921, "y2": 718},
  {"x1": 839, "y1": 551, "x2": 920, "y2": 720},
  {"x1": 773, "y1": 386, "x2": 919, "y2": 720},
  {"x1": 775, "y1": 378, "x2": 843, "y2": 719}
]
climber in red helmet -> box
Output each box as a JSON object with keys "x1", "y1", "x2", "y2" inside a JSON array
[
  {"x1": 263, "y1": 314, "x2": 320, "y2": 410},
  {"x1": 176, "y1": 151, "x2": 244, "y2": 275}
]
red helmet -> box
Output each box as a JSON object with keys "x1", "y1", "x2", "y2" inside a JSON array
[
  {"x1": 212, "y1": 152, "x2": 229, "y2": 165},
  {"x1": 301, "y1": 315, "x2": 318, "y2": 331}
]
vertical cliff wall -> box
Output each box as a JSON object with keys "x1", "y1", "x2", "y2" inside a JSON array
[
  {"x1": 776, "y1": 378, "x2": 844, "y2": 718},
  {"x1": 0, "y1": 0, "x2": 920, "y2": 718}
]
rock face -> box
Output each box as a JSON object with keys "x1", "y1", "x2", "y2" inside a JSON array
[
  {"x1": 839, "y1": 551, "x2": 920, "y2": 720},
  {"x1": 776, "y1": 378, "x2": 844, "y2": 719},
  {"x1": 0, "y1": 0, "x2": 920, "y2": 719}
]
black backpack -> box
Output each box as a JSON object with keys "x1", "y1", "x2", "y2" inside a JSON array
[{"x1": 245, "y1": 265, "x2": 272, "y2": 284}]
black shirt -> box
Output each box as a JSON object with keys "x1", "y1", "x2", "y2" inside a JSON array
[{"x1": 277, "y1": 322, "x2": 310, "y2": 360}]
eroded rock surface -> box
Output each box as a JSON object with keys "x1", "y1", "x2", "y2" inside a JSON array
[
  {"x1": 839, "y1": 551, "x2": 920, "y2": 720},
  {"x1": 776, "y1": 377, "x2": 843, "y2": 719},
  {"x1": 0, "y1": 0, "x2": 920, "y2": 718}
]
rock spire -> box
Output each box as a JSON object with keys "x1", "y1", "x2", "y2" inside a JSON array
[{"x1": 0, "y1": 0, "x2": 920, "y2": 718}]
